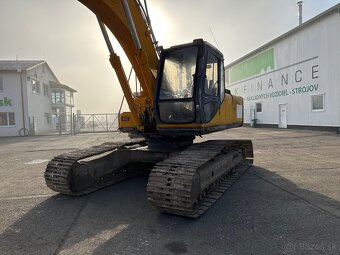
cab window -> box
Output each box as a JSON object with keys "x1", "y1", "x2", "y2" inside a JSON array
[
  {"x1": 204, "y1": 53, "x2": 219, "y2": 96},
  {"x1": 203, "y1": 52, "x2": 220, "y2": 122}
]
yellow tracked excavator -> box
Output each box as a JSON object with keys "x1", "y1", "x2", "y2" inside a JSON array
[{"x1": 45, "y1": 0, "x2": 253, "y2": 218}]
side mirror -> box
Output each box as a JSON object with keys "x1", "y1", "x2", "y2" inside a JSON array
[{"x1": 225, "y1": 89, "x2": 231, "y2": 94}]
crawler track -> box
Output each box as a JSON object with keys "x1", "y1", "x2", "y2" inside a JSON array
[
  {"x1": 45, "y1": 138, "x2": 253, "y2": 218},
  {"x1": 44, "y1": 138, "x2": 146, "y2": 196},
  {"x1": 147, "y1": 140, "x2": 253, "y2": 218}
]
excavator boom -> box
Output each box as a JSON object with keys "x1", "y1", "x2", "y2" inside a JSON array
[
  {"x1": 79, "y1": 0, "x2": 159, "y2": 132},
  {"x1": 79, "y1": 0, "x2": 159, "y2": 92}
]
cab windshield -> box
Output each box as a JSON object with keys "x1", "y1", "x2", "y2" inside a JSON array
[{"x1": 159, "y1": 47, "x2": 198, "y2": 99}]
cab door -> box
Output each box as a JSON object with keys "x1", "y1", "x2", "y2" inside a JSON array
[{"x1": 203, "y1": 52, "x2": 222, "y2": 123}]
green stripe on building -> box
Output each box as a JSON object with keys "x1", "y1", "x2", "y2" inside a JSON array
[{"x1": 229, "y1": 48, "x2": 274, "y2": 83}]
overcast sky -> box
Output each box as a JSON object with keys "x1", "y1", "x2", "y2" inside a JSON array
[{"x1": 0, "y1": 0, "x2": 339, "y2": 113}]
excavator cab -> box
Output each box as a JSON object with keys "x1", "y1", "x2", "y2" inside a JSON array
[{"x1": 155, "y1": 39, "x2": 241, "y2": 136}]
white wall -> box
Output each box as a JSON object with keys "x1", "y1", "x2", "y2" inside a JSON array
[
  {"x1": 226, "y1": 13, "x2": 340, "y2": 127},
  {"x1": 0, "y1": 71, "x2": 25, "y2": 136},
  {"x1": 26, "y1": 64, "x2": 58, "y2": 134}
]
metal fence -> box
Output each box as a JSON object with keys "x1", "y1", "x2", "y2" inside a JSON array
[
  {"x1": 74, "y1": 113, "x2": 119, "y2": 134},
  {"x1": 28, "y1": 113, "x2": 119, "y2": 136}
]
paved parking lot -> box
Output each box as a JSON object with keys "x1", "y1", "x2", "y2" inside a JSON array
[{"x1": 0, "y1": 128, "x2": 339, "y2": 255}]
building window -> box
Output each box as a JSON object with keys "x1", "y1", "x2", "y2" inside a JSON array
[
  {"x1": 44, "y1": 113, "x2": 51, "y2": 124},
  {"x1": 43, "y1": 84, "x2": 49, "y2": 96},
  {"x1": 52, "y1": 91, "x2": 65, "y2": 103},
  {"x1": 311, "y1": 94, "x2": 324, "y2": 111},
  {"x1": 0, "y1": 76, "x2": 3, "y2": 93},
  {"x1": 0, "y1": 112, "x2": 15, "y2": 126},
  {"x1": 52, "y1": 107, "x2": 60, "y2": 115},
  {"x1": 32, "y1": 79, "x2": 40, "y2": 94},
  {"x1": 256, "y1": 102, "x2": 262, "y2": 113},
  {"x1": 65, "y1": 90, "x2": 72, "y2": 105}
]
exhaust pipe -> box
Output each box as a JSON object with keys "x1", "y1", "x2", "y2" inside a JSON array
[{"x1": 297, "y1": 1, "x2": 303, "y2": 25}]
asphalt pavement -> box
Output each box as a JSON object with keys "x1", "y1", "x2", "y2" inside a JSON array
[{"x1": 0, "y1": 128, "x2": 339, "y2": 255}]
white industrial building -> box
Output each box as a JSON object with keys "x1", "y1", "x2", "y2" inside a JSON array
[
  {"x1": 0, "y1": 60, "x2": 76, "y2": 136},
  {"x1": 226, "y1": 3, "x2": 340, "y2": 131}
]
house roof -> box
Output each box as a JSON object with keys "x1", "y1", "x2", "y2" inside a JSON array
[
  {"x1": 225, "y1": 3, "x2": 340, "y2": 69},
  {"x1": 0, "y1": 60, "x2": 45, "y2": 71},
  {"x1": 0, "y1": 60, "x2": 60, "y2": 83},
  {"x1": 50, "y1": 81, "x2": 77, "y2": 93}
]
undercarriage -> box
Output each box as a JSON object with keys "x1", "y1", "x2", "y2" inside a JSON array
[{"x1": 44, "y1": 138, "x2": 253, "y2": 218}]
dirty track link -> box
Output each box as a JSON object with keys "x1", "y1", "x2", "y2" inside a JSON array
[
  {"x1": 147, "y1": 140, "x2": 253, "y2": 218},
  {"x1": 44, "y1": 138, "x2": 151, "y2": 196}
]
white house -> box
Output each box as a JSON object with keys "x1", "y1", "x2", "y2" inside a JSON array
[{"x1": 0, "y1": 60, "x2": 76, "y2": 136}]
